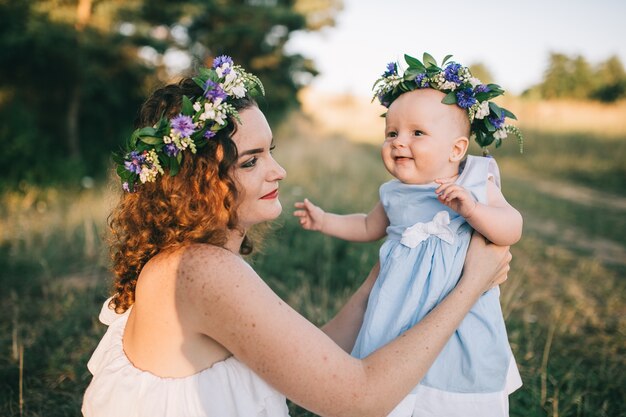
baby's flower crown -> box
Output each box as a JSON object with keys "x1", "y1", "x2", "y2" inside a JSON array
[
  {"x1": 373, "y1": 53, "x2": 523, "y2": 155},
  {"x1": 113, "y1": 55, "x2": 264, "y2": 192}
]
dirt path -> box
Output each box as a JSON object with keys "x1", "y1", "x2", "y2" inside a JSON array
[
  {"x1": 514, "y1": 172, "x2": 626, "y2": 266},
  {"x1": 532, "y1": 177, "x2": 626, "y2": 211},
  {"x1": 523, "y1": 216, "x2": 626, "y2": 266}
]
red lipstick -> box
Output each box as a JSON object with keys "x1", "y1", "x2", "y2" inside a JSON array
[{"x1": 260, "y1": 189, "x2": 279, "y2": 199}]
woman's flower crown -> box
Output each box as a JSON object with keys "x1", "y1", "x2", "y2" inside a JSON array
[
  {"x1": 113, "y1": 55, "x2": 264, "y2": 192},
  {"x1": 373, "y1": 53, "x2": 523, "y2": 155}
]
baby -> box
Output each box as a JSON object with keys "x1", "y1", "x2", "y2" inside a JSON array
[{"x1": 294, "y1": 54, "x2": 523, "y2": 417}]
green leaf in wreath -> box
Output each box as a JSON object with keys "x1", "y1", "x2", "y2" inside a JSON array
[
  {"x1": 502, "y1": 108, "x2": 517, "y2": 120},
  {"x1": 441, "y1": 91, "x2": 458, "y2": 104},
  {"x1": 488, "y1": 102, "x2": 503, "y2": 118},
  {"x1": 182, "y1": 95, "x2": 194, "y2": 116},
  {"x1": 404, "y1": 54, "x2": 425, "y2": 72},
  {"x1": 140, "y1": 136, "x2": 163, "y2": 145},
  {"x1": 136, "y1": 127, "x2": 157, "y2": 137},
  {"x1": 169, "y1": 156, "x2": 180, "y2": 176},
  {"x1": 423, "y1": 52, "x2": 437, "y2": 67}
]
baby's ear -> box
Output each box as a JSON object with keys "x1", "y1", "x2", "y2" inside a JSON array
[{"x1": 450, "y1": 136, "x2": 469, "y2": 162}]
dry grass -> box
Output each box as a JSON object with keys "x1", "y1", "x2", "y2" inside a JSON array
[{"x1": 299, "y1": 88, "x2": 626, "y2": 143}]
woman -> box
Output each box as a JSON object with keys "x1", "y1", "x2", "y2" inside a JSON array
[{"x1": 82, "y1": 57, "x2": 511, "y2": 417}]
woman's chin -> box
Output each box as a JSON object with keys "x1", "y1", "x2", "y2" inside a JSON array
[
  {"x1": 267, "y1": 202, "x2": 283, "y2": 220},
  {"x1": 241, "y1": 202, "x2": 283, "y2": 227}
]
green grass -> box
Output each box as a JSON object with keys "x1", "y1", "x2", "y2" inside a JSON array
[{"x1": 1, "y1": 124, "x2": 625, "y2": 416}]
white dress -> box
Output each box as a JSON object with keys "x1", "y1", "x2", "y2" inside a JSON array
[{"x1": 82, "y1": 298, "x2": 291, "y2": 417}]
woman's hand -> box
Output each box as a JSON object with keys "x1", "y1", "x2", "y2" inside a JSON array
[{"x1": 460, "y1": 231, "x2": 511, "y2": 294}]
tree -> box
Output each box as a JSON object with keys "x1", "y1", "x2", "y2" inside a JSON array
[
  {"x1": 592, "y1": 55, "x2": 626, "y2": 102},
  {"x1": 0, "y1": 0, "x2": 343, "y2": 186},
  {"x1": 539, "y1": 52, "x2": 575, "y2": 99},
  {"x1": 570, "y1": 55, "x2": 594, "y2": 99},
  {"x1": 526, "y1": 52, "x2": 626, "y2": 102}
]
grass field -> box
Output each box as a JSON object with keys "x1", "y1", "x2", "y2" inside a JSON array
[{"x1": 1, "y1": 101, "x2": 625, "y2": 416}]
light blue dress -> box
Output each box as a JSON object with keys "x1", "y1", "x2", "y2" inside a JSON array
[{"x1": 352, "y1": 156, "x2": 520, "y2": 399}]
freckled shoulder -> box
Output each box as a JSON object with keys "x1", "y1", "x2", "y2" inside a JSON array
[
  {"x1": 174, "y1": 244, "x2": 261, "y2": 321},
  {"x1": 176, "y1": 244, "x2": 254, "y2": 288}
]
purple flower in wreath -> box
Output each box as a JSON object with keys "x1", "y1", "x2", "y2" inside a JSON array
[
  {"x1": 122, "y1": 182, "x2": 131, "y2": 192},
  {"x1": 415, "y1": 73, "x2": 430, "y2": 88},
  {"x1": 124, "y1": 150, "x2": 145, "y2": 174},
  {"x1": 213, "y1": 55, "x2": 233, "y2": 69},
  {"x1": 164, "y1": 143, "x2": 180, "y2": 157},
  {"x1": 204, "y1": 129, "x2": 216, "y2": 140},
  {"x1": 474, "y1": 84, "x2": 490, "y2": 94},
  {"x1": 383, "y1": 62, "x2": 397, "y2": 77},
  {"x1": 204, "y1": 80, "x2": 228, "y2": 101},
  {"x1": 171, "y1": 114, "x2": 196, "y2": 138},
  {"x1": 444, "y1": 63, "x2": 462, "y2": 84},
  {"x1": 377, "y1": 92, "x2": 391, "y2": 108},
  {"x1": 489, "y1": 112, "x2": 506, "y2": 130},
  {"x1": 456, "y1": 88, "x2": 477, "y2": 109}
]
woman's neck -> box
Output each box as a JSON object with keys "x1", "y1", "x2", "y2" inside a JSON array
[{"x1": 224, "y1": 228, "x2": 246, "y2": 255}]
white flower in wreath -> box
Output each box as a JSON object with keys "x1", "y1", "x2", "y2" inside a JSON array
[
  {"x1": 493, "y1": 128, "x2": 508, "y2": 140},
  {"x1": 199, "y1": 100, "x2": 227, "y2": 125},
  {"x1": 474, "y1": 101, "x2": 490, "y2": 120},
  {"x1": 216, "y1": 62, "x2": 233, "y2": 78},
  {"x1": 469, "y1": 77, "x2": 482, "y2": 88}
]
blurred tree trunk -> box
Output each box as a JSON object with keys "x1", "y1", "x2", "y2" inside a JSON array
[{"x1": 67, "y1": 0, "x2": 91, "y2": 159}]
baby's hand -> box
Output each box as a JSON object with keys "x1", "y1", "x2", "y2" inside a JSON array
[
  {"x1": 294, "y1": 198, "x2": 325, "y2": 231},
  {"x1": 435, "y1": 178, "x2": 478, "y2": 219}
]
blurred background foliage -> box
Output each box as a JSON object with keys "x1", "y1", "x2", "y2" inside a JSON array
[
  {"x1": 1, "y1": 1, "x2": 625, "y2": 190},
  {"x1": 0, "y1": 0, "x2": 341, "y2": 188}
]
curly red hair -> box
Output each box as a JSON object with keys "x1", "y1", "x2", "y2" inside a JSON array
[{"x1": 108, "y1": 78, "x2": 256, "y2": 313}]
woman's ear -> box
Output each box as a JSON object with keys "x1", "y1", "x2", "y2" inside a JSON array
[{"x1": 450, "y1": 136, "x2": 469, "y2": 162}]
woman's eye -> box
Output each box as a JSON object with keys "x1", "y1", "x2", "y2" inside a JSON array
[{"x1": 240, "y1": 157, "x2": 258, "y2": 168}]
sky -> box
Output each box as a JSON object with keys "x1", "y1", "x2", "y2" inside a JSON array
[{"x1": 285, "y1": 0, "x2": 626, "y2": 97}]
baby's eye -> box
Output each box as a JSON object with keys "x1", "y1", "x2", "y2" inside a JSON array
[
  {"x1": 386, "y1": 131, "x2": 397, "y2": 139},
  {"x1": 413, "y1": 130, "x2": 424, "y2": 136},
  {"x1": 240, "y1": 157, "x2": 258, "y2": 168}
]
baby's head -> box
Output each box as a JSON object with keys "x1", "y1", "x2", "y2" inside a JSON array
[
  {"x1": 374, "y1": 53, "x2": 522, "y2": 184},
  {"x1": 382, "y1": 88, "x2": 470, "y2": 184}
]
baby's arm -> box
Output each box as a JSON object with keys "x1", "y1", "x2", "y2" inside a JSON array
[
  {"x1": 294, "y1": 198, "x2": 389, "y2": 242},
  {"x1": 435, "y1": 179, "x2": 522, "y2": 246}
]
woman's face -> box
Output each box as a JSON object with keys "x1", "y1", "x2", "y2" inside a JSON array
[{"x1": 231, "y1": 106, "x2": 286, "y2": 229}]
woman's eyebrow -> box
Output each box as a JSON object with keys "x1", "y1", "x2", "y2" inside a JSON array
[
  {"x1": 238, "y1": 147, "x2": 264, "y2": 157},
  {"x1": 238, "y1": 140, "x2": 274, "y2": 157}
]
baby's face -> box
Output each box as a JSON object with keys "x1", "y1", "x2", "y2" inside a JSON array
[{"x1": 381, "y1": 89, "x2": 469, "y2": 185}]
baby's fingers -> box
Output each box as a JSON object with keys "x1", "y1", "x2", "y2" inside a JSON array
[
  {"x1": 443, "y1": 189, "x2": 465, "y2": 203},
  {"x1": 435, "y1": 181, "x2": 456, "y2": 195},
  {"x1": 293, "y1": 210, "x2": 308, "y2": 218},
  {"x1": 303, "y1": 198, "x2": 318, "y2": 210},
  {"x1": 437, "y1": 184, "x2": 460, "y2": 201},
  {"x1": 435, "y1": 177, "x2": 455, "y2": 185}
]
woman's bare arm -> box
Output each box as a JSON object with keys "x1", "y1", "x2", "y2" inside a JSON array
[{"x1": 179, "y1": 234, "x2": 510, "y2": 417}]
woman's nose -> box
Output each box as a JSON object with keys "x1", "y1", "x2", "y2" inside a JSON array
[{"x1": 269, "y1": 157, "x2": 286, "y2": 181}]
